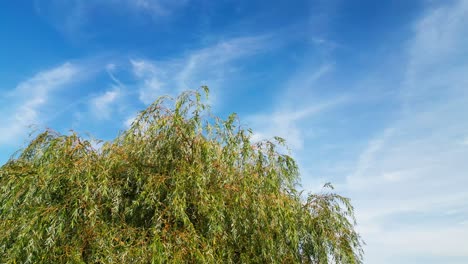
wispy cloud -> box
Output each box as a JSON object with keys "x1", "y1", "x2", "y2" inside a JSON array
[
  {"x1": 130, "y1": 0, "x2": 189, "y2": 16},
  {"x1": 130, "y1": 59, "x2": 168, "y2": 104},
  {"x1": 86, "y1": 63, "x2": 126, "y2": 120},
  {"x1": 34, "y1": 0, "x2": 190, "y2": 39},
  {"x1": 130, "y1": 35, "x2": 271, "y2": 105},
  {"x1": 343, "y1": 0, "x2": 468, "y2": 262},
  {"x1": 90, "y1": 88, "x2": 121, "y2": 120},
  {"x1": 0, "y1": 62, "x2": 80, "y2": 145},
  {"x1": 362, "y1": 222, "x2": 468, "y2": 263},
  {"x1": 175, "y1": 36, "x2": 269, "y2": 91},
  {"x1": 34, "y1": 0, "x2": 87, "y2": 39},
  {"x1": 247, "y1": 94, "x2": 348, "y2": 150}
]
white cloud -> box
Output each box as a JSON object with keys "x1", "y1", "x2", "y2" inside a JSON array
[
  {"x1": 35, "y1": 0, "x2": 190, "y2": 39},
  {"x1": 124, "y1": 115, "x2": 136, "y2": 128},
  {"x1": 13, "y1": 62, "x2": 78, "y2": 96},
  {"x1": 130, "y1": 59, "x2": 168, "y2": 104},
  {"x1": 130, "y1": 0, "x2": 188, "y2": 16},
  {"x1": 462, "y1": 136, "x2": 468, "y2": 146},
  {"x1": 86, "y1": 62, "x2": 128, "y2": 120},
  {"x1": 345, "y1": 127, "x2": 395, "y2": 189},
  {"x1": 90, "y1": 87, "x2": 121, "y2": 119},
  {"x1": 176, "y1": 36, "x2": 268, "y2": 90},
  {"x1": 364, "y1": 224, "x2": 468, "y2": 263},
  {"x1": 130, "y1": 35, "x2": 270, "y2": 105},
  {"x1": 278, "y1": 63, "x2": 334, "y2": 103},
  {"x1": 247, "y1": 95, "x2": 348, "y2": 150},
  {"x1": 343, "y1": 1, "x2": 468, "y2": 262},
  {"x1": 0, "y1": 62, "x2": 79, "y2": 145}
]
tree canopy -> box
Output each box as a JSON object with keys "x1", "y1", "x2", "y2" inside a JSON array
[{"x1": 0, "y1": 88, "x2": 363, "y2": 263}]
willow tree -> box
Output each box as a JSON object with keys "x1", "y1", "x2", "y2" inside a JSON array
[{"x1": 0, "y1": 88, "x2": 363, "y2": 263}]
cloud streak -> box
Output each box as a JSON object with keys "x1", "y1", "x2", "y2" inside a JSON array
[
  {"x1": 343, "y1": 1, "x2": 468, "y2": 262},
  {"x1": 90, "y1": 88, "x2": 121, "y2": 120},
  {"x1": 247, "y1": 94, "x2": 348, "y2": 150},
  {"x1": 34, "y1": 0, "x2": 190, "y2": 39},
  {"x1": 130, "y1": 35, "x2": 271, "y2": 105},
  {"x1": 130, "y1": 0, "x2": 189, "y2": 16},
  {"x1": 0, "y1": 62, "x2": 80, "y2": 145}
]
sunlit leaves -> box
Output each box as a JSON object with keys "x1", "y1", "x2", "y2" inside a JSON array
[{"x1": 0, "y1": 88, "x2": 362, "y2": 263}]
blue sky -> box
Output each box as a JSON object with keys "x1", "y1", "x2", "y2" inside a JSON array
[{"x1": 1, "y1": 0, "x2": 468, "y2": 263}]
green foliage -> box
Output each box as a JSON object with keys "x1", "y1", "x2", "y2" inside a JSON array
[{"x1": 0, "y1": 88, "x2": 363, "y2": 263}]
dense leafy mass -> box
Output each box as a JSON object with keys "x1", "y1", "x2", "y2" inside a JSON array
[{"x1": 0, "y1": 88, "x2": 363, "y2": 263}]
